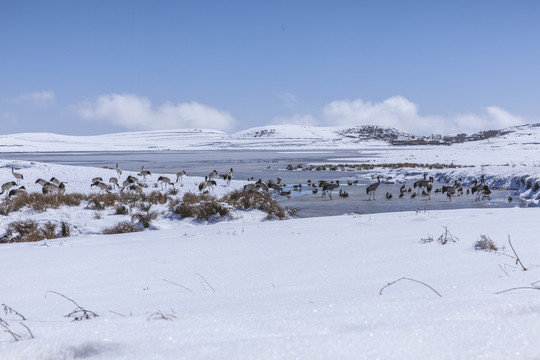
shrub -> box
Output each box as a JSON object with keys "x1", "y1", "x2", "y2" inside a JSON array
[
  {"x1": 5, "y1": 220, "x2": 44, "y2": 243},
  {"x1": 102, "y1": 221, "x2": 140, "y2": 234},
  {"x1": 223, "y1": 189, "x2": 286, "y2": 219},
  {"x1": 131, "y1": 208, "x2": 158, "y2": 228},
  {"x1": 172, "y1": 192, "x2": 230, "y2": 221},
  {"x1": 87, "y1": 193, "x2": 121, "y2": 210},
  {"x1": 41, "y1": 221, "x2": 57, "y2": 239},
  {"x1": 114, "y1": 203, "x2": 129, "y2": 215},
  {"x1": 147, "y1": 191, "x2": 170, "y2": 205}
]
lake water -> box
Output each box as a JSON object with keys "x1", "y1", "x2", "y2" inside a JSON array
[{"x1": 0, "y1": 150, "x2": 521, "y2": 218}]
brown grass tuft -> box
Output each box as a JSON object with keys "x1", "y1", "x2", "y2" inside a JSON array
[
  {"x1": 171, "y1": 192, "x2": 230, "y2": 221},
  {"x1": 102, "y1": 221, "x2": 140, "y2": 234},
  {"x1": 474, "y1": 234, "x2": 498, "y2": 251},
  {"x1": 223, "y1": 190, "x2": 286, "y2": 219}
]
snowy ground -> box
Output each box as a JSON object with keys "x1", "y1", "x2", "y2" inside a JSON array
[
  {"x1": 1, "y1": 207, "x2": 539, "y2": 359},
  {"x1": 1, "y1": 126, "x2": 540, "y2": 359}
]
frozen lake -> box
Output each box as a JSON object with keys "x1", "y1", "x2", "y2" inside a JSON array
[{"x1": 0, "y1": 150, "x2": 520, "y2": 218}]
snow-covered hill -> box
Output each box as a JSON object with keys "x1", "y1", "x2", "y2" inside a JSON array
[{"x1": 1, "y1": 122, "x2": 539, "y2": 153}]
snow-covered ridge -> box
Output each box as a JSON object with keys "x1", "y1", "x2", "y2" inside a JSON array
[{"x1": 4, "y1": 123, "x2": 539, "y2": 153}]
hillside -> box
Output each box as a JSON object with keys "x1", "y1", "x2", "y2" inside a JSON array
[{"x1": 2, "y1": 123, "x2": 533, "y2": 152}]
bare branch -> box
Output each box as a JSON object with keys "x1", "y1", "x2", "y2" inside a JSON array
[
  {"x1": 147, "y1": 311, "x2": 176, "y2": 321},
  {"x1": 496, "y1": 287, "x2": 540, "y2": 295},
  {"x1": 19, "y1": 322, "x2": 34, "y2": 339},
  {"x1": 195, "y1": 273, "x2": 216, "y2": 293},
  {"x1": 508, "y1": 236, "x2": 527, "y2": 271},
  {"x1": 2, "y1": 304, "x2": 27, "y2": 320},
  {"x1": 45, "y1": 290, "x2": 99, "y2": 321},
  {"x1": 498, "y1": 264, "x2": 510, "y2": 277},
  {"x1": 379, "y1": 277, "x2": 442, "y2": 297},
  {"x1": 163, "y1": 279, "x2": 193, "y2": 293},
  {"x1": 0, "y1": 322, "x2": 21, "y2": 341}
]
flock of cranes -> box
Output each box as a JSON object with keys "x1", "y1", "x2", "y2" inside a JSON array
[
  {"x1": 1, "y1": 162, "x2": 499, "y2": 206},
  {"x1": 0, "y1": 164, "x2": 232, "y2": 198},
  {"x1": 242, "y1": 172, "x2": 496, "y2": 203}
]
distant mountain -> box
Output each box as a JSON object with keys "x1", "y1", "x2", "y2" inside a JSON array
[{"x1": 0, "y1": 123, "x2": 538, "y2": 152}]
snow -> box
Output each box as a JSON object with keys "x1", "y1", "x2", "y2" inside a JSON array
[{"x1": 1, "y1": 125, "x2": 540, "y2": 359}]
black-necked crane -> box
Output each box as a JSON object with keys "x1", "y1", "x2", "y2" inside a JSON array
[
  {"x1": 199, "y1": 176, "x2": 209, "y2": 192},
  {"x1": 322, "y1": 180, "x2": 340, "y2": 199},
  {"x1": 176, "y1": 170, "x2": 187, "y2": 185},
  {"x1": 109, "y1": 177, "x2": 119, "y2": 188},
  {"x1": 128, "y1": 184, "x2": 144, "y2": 198},
  {"x1": 208, "y1": 170, "x2": 218, "y2": 181},
  {"x1": 508, "y1": 195, "x2": 513, "y2": 203},
  {"x1": 138, "y1": 166, "x2": 151, "y2": 181},
  {"x1": 12, "y1": 167, "x2": 23, "y2": 185},
  {"x1": 386, "y1": 192, "x2": 392, "y2": 199},
  {"x1": 116, "y1": 163, "x2": 122, "y2": 178},
  {"x1": 366, "y1": 176, "x2": 381, "y2": 200},
  {"x1": 243, "y1": 183, "x2": 257, "y2": 192},
  {"x1": 120, "y1": 176, "x2": 137, "y2": 191},
  {"x1": 0, "y1": 181, "x2": 17, "y2": 196},
  {"x1": 255, "y1": 179, "x2": 269, "y2": 192},
  {"x1": 43, "y1": 182, "x2": 66, "y2": 195},
  {"x1": 471, "y1": 175, "x2": 486, "y2": 201},
  {"x1": 92, "y1": 177, "x2": 103, "y2": 184},
  {"x1": 224, "y1": 168, "x2": 233, "y2": 186},
  {"x1": 50, "y1": 177, "x2": 62, "y2": 186},
  {"x1": 8, "y1": 186, "x2": 27, "y2": 198},
  {"x1": 441, "y1": 185, "x2": 456, "y2": 201},
  {"x1": 91, "y1": 180, "x2": 112, "y2": 194},
  {"x1": 158, "y1": 176, "x2": 173, "y2": 190},
  {"x1": 35, "y1": 178, "x2": 49, "y2": 186}
]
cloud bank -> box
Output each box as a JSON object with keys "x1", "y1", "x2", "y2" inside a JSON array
[
  {"x1": 15, "y1": 90, "x2": 55, "y2": 106},
  {"x1": 73, "y1": 94, "x2": 236, "y2": 131},
  {"x1": 274, "y1": 96, "x2": 525, "y2": 135}
]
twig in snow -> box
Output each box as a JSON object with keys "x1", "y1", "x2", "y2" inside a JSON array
[
  {"x1": 498, "y1": 264, "x2": 510, "y2": 277},
  {"x1": 0, "y1": 322, "x2": 21, "y2": 341},
  {"x1": 19, "y1": 322, "x2": 34, "y2": 339},
  {"x1": 195, "y1": 273, "x2": 216, "y2": 293},
  {"x1": 496, "y1": 280, "x2": 540, "y2": 294},
  {"x1": 2, "y1": 304, "x2": 27, "y2": 320},
  {"x1": 495, "y1": 287, "x2": 540, "y2": 295},
  {"x1": 45, "y1": 290, "x2": 99, "y2": 321},
  {"x1": 163, "y1": 279, "x2": 193, "y2": 293},
  {"x1": 379, "y1": 277, "x2": 442, "y2": 297},
  {"x1": 147, "y1": 311, "x2": 176, "y2": 321},
  {"x1": 109, "y1": 310, "x2": 127, "y2": 317},
  {"x1": 508, "y1": 236, "x2": 527, "y2": 271}
]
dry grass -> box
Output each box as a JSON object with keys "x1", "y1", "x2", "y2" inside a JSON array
[
  {"x1": 300, "y1": 162, "x2": 473, "y2": 172},
  {"x1": 171, "y1": 192, "x2": 230, "y2": 221},
  {"x1": 114, "y1": 204, "x2": 129, "y2": 215},
  {"x1": 474, "y1": 234, "x2": 499, "y2": 251},
  {"x1": 146, "y1": 191, "x2": 171, "y2": 205},
  {"x1": 131, "y1": 208, "x2": 158, "y2": 228},
  {"x1": 223, "y1": 189, "x2": 286, "y2": 219},
  {"x1": 102, "y1": 221, "x2": 140, "y2": 234},
  {"x1": 2, "y1": 220, "x2": 70, "y2": 243}
]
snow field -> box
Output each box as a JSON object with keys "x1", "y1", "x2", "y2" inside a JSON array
[{"x1": 1, "y1": 207, "x2": 539, "y2": 359}]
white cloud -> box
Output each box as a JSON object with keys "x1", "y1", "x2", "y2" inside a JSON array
[
  {"x1": 73, "y1": 94, "x2": 236, "y2": 131},
  {"x1": 277, "y1": 96, "x2": 525, "y2": 135},
  {"x1": 15, "y1": 90, "x2": 55, "y2": 106},
  {"x1": 271, "y1": 113, "x2": 318, "y2": 126}
]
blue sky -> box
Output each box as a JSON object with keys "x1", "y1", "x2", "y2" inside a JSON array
[{"x1": 1, "y1": 1, "x2": 539, "y2": 136}]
